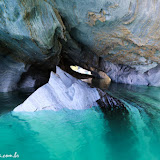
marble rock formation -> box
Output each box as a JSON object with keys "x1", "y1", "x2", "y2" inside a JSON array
[
  {"x1": 14, "y1": 67, "x2": 100, "y2": 112},
  {"x1": 54, "y1": 0, "x2": 160, "y2": 86},
  {"x1": 0, "y1": 0, "x2": 65, "y2": 92},
  {"x1": 1, "y1": 0, "x2": 160, "y2": 93}
]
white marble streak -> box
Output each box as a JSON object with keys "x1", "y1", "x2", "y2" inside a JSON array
[{"x1": 14, "y1": 67, "x2": 100, "y2": 112}]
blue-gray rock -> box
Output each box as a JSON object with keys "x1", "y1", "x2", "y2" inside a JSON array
[
  {"x1": 53, "y1": 0, "x2": 160, "y2": 86},
  {"x1": 0, "y1": 0, "x2": 65, "y2": 92},
  {"x1": 1, "y1": 0, "x2": 160, "y2": 92}
]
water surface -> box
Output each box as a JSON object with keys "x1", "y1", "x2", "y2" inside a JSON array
[{"x1": 0, "y1": 84, "x2": 160, "y2": 160}]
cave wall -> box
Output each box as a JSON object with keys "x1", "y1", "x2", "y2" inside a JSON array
[
  {"x1": 0, "y1": 0, "x2": 65, "y2": 92},
  {"x1": 0, "y1": 0, "x2": 160, "y2": 92},
  {"x1": 53, "y1": 0, "x2": 160, "y2": 86},
  {"x1": 51, "y1": 0, "x2": 160, "y2": 71}
]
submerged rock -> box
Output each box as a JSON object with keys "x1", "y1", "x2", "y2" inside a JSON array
[{"x1": 14, "y1": 67, "x2": 100, "y2": 112}]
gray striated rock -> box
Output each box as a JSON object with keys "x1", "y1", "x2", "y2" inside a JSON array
[
  {"x1": 102, "y1": 61, "x2": 160, "y2": 86},
  {"x1": 0, "y1": 56, "x2": 26, "y2": 92},
  {"x1": 0, "y1": 0, "x2": 66, "y2": 92},
  {"x1": 0, "y1": 0, "x2": 65, "y2": 57},
  {"x1": 104, "y1": 61, "x2": 149, "y2": 85}
]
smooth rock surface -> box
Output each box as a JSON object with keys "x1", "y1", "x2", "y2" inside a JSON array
[
  {"x1": 0, "y1": 0, "x2": 65, "y2": 62},
  {"x1": 53, "y1": 0, "x2": 160, "y2": 86},
  {"x1": 14, "y1": 67, "x2": 100, "y2": 112},
  {"x1": 1, "y1": 0, "x2": 160, "y2": 89},
  {"x1": 0, "y1": 56, "x2": 26, "y2": 92},
  {"x1": 52, "y1": 0, "x2": 160, "y2": 69},
  {"x1": 102, "y1": 61, "x2": 160, "y2": 86},
  {"x1": 0, "y1": 0, "x2": 65, "y2": 92}
]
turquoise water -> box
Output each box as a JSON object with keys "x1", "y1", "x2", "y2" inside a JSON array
[{"x1": 0, "y1": 84, "x2": 160, "y2": 160}]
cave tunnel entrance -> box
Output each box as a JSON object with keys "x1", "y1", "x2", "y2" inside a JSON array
[
  {"x1": 70, "y1": 65, "x2": 111, "y2": 90},
  {"x1": 70, "y1": 65, "x2": 92, "y2": 75}
]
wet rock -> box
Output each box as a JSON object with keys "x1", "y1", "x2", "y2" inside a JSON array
[{"x1": 96, "y1": 89, "x2": 127, "y2": 112}]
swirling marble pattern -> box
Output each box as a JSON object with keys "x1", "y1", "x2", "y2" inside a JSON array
[{"x1": 1, "y1": 0, "x2": 160, "y2": 91}]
